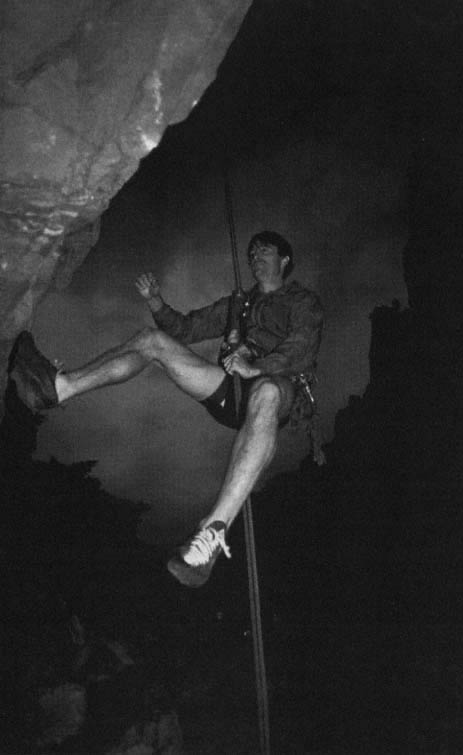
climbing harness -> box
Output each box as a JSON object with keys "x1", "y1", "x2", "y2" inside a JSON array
[{"x1": 223, "y1": 165, "x2": 271, "y2": 755}]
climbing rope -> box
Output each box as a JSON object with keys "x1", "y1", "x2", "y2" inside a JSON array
[
  {"x1": 223, "y1": 167, "x2": 242, "y2": 294},
  {"x1": 223, "y1": 163, "x2": 271, "y2": 755}
]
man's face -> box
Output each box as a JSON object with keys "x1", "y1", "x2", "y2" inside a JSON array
[{"x1": 248, "y1": 241, "x2": 287, "y2": 283}]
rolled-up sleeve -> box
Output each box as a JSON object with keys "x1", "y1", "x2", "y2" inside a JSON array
[
  {"x1": 153, "y1": 296, "x2": 230, "y2": 344},
  {"x1": 253, "y1": 294, "x2": 323, "y2": 375}
]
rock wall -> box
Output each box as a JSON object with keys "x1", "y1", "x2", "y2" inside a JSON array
[{"x1": 0, "y1": 0, "x2": 251, "y2": 405}]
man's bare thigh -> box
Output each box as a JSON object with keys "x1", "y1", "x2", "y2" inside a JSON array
[{"x1": 145, "y1": 329, "x2": 225, "y2": 401}]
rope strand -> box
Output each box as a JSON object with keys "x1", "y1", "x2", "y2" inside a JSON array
[
  {"x1": 244, "y1": 500, "x2": 271, "y2": 754},
  {"x1": 224, "y1": 162, "x2": 271, "y2": 754}
]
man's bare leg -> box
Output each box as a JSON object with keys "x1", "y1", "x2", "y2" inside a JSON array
[
  {"x1": 55, "y1": 338, "x2": 157, "y2": 403},
  {"x1": 16, "y1": 327, "x2": 225, "y2": 406},
  {"x1": 202, "y1": 379, "x2": 282, "y2": 528},
  {"x1": 167, "y1": 377, "x2": 294, "y2": 588}
]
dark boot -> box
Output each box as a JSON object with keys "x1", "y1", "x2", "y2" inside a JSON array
[{"x1": 9, "y1": 331, "x2": 58, "y2": 412}]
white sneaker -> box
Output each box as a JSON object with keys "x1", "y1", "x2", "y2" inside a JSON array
[{"x1": 167, "y1": 521, "x2": 231, "y2": 588}]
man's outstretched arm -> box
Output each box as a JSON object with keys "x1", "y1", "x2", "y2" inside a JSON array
[{"x1": 135, "y1": 271, "x2": 230, "y2": 344}]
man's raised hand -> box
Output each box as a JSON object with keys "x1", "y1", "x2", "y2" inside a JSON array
[{"x1": 135, "y1": 272, "x2": 160, "y2": 300}]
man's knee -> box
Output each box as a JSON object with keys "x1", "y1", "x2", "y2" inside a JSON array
[
  {"x1": 247, "y1": 378, "x2": 282, "y2": 419},
  {"x1": 132, "y1": 326, "x2": 171, "y2": 359}
]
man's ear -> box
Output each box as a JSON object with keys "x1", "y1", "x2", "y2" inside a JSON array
[{"x1": 281, "y1": 256, "x2": 289, "y2": 269}]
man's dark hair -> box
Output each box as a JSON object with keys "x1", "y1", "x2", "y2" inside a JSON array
[{"x1": 247, "y1": 231, "x2": 294, "y2": 278}]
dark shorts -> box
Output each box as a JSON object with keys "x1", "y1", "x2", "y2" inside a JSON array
[{"x1": 200, "y1": 374, "x2": 295, "y2": 430}]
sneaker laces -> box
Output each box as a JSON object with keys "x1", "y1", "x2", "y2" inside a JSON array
[
  {"x1": 183, "y1": 524, "x2": 231, "y2": 566},
  {"x1": 53, "y1": 359, "x2": 65, "y2": 374}
]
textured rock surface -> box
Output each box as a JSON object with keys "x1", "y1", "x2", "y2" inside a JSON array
[{"x1": 0, "y1": 0, "x2": 251, "y2": 403}]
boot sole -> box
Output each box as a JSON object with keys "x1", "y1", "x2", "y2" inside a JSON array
[{"x1": 167, "y1": 556, "x2": 211, "y2": 588}]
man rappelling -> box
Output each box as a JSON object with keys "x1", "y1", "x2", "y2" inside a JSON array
[{"x1": 9, "y1": 231, "x2": 323, "y2": 588}]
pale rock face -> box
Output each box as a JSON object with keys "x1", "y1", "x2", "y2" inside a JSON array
[{"x1": 0, "y1": 0, "x2": 251, "y2": 407}]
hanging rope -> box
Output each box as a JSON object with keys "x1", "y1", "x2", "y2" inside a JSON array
[
  {"x1": 223, "y1": 168, "x2": 242, "y2": 293},
  {"x1": 243, "y1": 500, "x2": 271, "y2": 755},
  {"x1": 223, "y1": 163, "x2": 271, "y2": 755}
]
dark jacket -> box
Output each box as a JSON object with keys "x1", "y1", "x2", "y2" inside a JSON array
[{"x1": 153, "y1": 280, "x2": 323, "y2": 377}]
